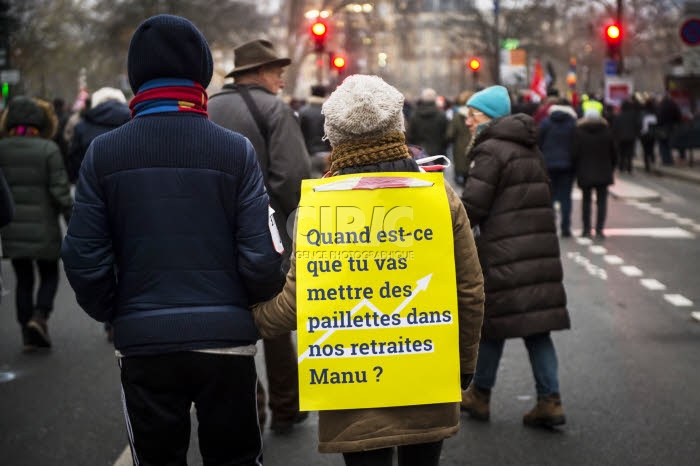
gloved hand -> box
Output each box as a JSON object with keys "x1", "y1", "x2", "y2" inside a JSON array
[{"x1": 461, "y1": 373, "x2": 474, "y2": 390}]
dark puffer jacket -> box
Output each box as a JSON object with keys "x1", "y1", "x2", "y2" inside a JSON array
[
  {"x1": 61, "y1": 112, "x2": 284, "y2": 356},
  {"x1": 572, "y1": 118, "x2": 617, "y2": 188},
  {"x1": 406, "y1": 102, "x2": 448, "y2": 156},
  {"x1": 66, "y1": 100, "x2": 131, "y2": 182},
  {"x1": 461, "y1": 114, "x2": 570, "y2": 339},
  {"x1": 0, "y1": 97, "x2": 73, "y2": 260}
]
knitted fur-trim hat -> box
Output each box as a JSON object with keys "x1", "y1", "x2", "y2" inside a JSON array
[
  {"x1": 322, "y1": 75, "x2": 405, "y2": 147},
  {"x1": 91, "y1": 87, "x2": 127, "y2": 108}
]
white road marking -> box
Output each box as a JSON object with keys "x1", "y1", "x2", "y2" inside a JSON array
[
  {"x1": 692, "y1": 312, "x2": 700, "y2": 323},
  {"x1": 664, "y1": 294, "x2": 694, "y2": 307},
  {"x1": 676, "y1": 218, "x2": 694, "y2": 225},
  {"x1": 646, "y1": 207, "x2": 665, "y2": 214},
  {"x1": 604, "y1": 255, "x2": 624, "y2": 264},
  {"x1": 114, "y1": 447, "x2": 132, "y2": 466},
  {"x1": 692, "y1": 224, "x2": 700, "y2": 232},
  {"x1": 601, "y1": 228, "x2": 694, "y2": 238},
  {"x1": 589, "y1": 245, "x2": 607, "y2": 254},
  {"x1": 620, "y1": 266, "x2": 643, "y2": 277},
  {"x1": 660, "y1": 212, "x2": 680, "y2": 219},
  {"x1": 576, "y1": 237, "x2": 593, "y2": 245},
  {"x1": 640, "y1": 279, "x2": 667, "y2": 291}
]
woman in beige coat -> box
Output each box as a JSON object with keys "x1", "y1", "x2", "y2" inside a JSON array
[{"x1": 253, "y1": 75, "x2": 484, "y2": 466}]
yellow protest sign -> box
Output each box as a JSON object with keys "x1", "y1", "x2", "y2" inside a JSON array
[{"x1": 295, "y1": 172, "x2": 459, "y2": 411}]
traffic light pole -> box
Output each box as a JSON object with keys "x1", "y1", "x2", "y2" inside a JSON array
[
  {"x1": 317, "y1": 51, "x2": 323, "y2": 85},
  {"x1": 617, "y1": 0, "x2": 624, "y2": 74}
]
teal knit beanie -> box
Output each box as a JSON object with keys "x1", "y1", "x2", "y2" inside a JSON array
[{"x1": 466, "y1": 85, "x2": 511, "y2": 118}]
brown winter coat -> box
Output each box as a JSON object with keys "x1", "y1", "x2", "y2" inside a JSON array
[
  {"x1": 461, "y1": 114, "x2": 570, "y2": 340},
  {"x1": 253, "y1": 178, "x2": 485, "y2": 453}
]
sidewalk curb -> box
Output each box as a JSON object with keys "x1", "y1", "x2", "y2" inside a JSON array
[
  {"x1": 632, "y1": 160, "x2": 700, "y2": 186},
  {"x1": 609, "y1": 177, "x2": 662, "y2": 202}
]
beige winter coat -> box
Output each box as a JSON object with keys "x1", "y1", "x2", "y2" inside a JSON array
[{"x1": 253, "y1": 182, "x2": 485, "y2": 453}]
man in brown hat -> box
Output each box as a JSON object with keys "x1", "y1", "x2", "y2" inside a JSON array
[{"x1": 209, "y1": 39, "x2": 310, "y2": 435}]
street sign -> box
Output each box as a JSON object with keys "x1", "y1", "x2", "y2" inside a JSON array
[
  {"x1": 604, "y1": 59, "x2": 618, "y2": 76},
  {"x1": 0, "y1": 69, "x2": 20, "y2": 84},
  {"x1": 680, "y1": 18, "x2": 700, "y2": 45}
]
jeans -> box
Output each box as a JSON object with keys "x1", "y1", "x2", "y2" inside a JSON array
[
  {"x1": 473, "y1": 332, "x2": 560, "y2": 396},
  {"x1": 640, "y1": 135, "x2": 655, "y2": 172},
  {"x1": 343, "y1": 441, "x2": 443, "y2": 466},
  {"x1": 11, "y1": 259, "x2": 59, "y2": 326},
  {"x1": 581, "y1": 185, "x2": 608, "y2": 234},
  {"x1": 548, "y1": 170, "x2": 574, "y2": 234}
]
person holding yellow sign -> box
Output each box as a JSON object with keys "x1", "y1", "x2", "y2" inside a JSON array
[{"x1": 253, "y1": 75, "x2": 485, "y2": 466}]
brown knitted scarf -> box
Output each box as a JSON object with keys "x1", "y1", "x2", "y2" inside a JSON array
[{"x1": 328, "y1": 132, "x2": 411, "y2": 175}]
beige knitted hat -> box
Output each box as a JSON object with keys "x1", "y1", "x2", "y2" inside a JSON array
[{"x1": 322, "y1": 75, "x2": 405, "y2": 147}]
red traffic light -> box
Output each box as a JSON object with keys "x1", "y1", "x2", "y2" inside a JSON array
[
  {"x1": 311, "y1": 22, "x2": 327, "y2": 39},
  {"x1": 468, "y1": 58, "x2": 481, "y2": 71},
  {"x1": 332, "y1": 56, "x2": 346, "y2": 70},
  {"x1": 605, "y1": 24, "x2": 621, "y2": 41}
]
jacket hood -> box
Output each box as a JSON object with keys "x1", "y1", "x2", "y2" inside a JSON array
[
  {"x1": 0, "y1": 96, "x2": 57, "y2": 139},
  {"x1": 577, "y1": 118, "x2": 608, "y2": 133},
  {"x1": 478, "y1": 113, "x2": 537, "y2": 147},
  {"x1": 85, "y1": 100, "x2": 132, "y2": 127},
  {"x1": 548, "y1": 105, "x2": 577, "y2": 121},
  {"x1": 414, "y1": 101, "x2": 441, "y2": 118}
]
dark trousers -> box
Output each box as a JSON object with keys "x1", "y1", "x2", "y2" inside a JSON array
[
  {"x1": 581, "y1": 186, "x2": 608, "y2": 234},
  {"x1": 640, "y1": 135, "x2": 655, "y2": 172},
  {"x1": 658, "y1": 138, "x2": 673, "y2": 165},
  {"x1": 548, "y1": 170, "x2": 574, "y2": 234},
  {"x1": 343, "y1": 441, "x2": 443, "y2": 466},
  {"x1": 11, "y1": 259, "x2": 59, "y2": 326},
  {"x1": 618, "y1": 140, "x2": 635, "y2": 173},
  {"x1": 261, "y1": 332, "x2": 300, "y2": 423},
  {"x1": 120, "y1": 352, "x2": 263, "y2": 466}
]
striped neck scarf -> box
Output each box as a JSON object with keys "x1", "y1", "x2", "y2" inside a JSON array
[
  {"x1": 9, "y1": 125, "x2": 40, "y2": 136},
  {"x1": 129, "y1": 78, "x2": 208, "y2": 119}
]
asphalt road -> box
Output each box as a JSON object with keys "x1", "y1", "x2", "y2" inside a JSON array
[{"x1": 1, "y1": 169, "x2": 699, "y2": 466}]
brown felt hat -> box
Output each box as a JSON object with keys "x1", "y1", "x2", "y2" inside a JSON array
[{"x1": 226, "y1": 39, "x2": 291, "y2": 78}]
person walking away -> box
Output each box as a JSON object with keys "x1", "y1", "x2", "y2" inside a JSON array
[
  {"x1": 0, "y1": 96, "x2": 73, "y2": 352},
  {"x1": 253, "y1": 74, "x2": 485, "y2": 466},
  {"x1": 656, "y1": 94, "x2": 682, "y2": 166},
  {"x1": 61, "y1": 15, "x2": 284, "y2": 465},
  {"x1": 66, "y1": 86, "x2": 130, "y2": 342},
  {"x1": 459, "y1": 85, "x2": 571, "y2": 427},
  {"x1": 538, "y1": 99, "x2": 578, "y2": 237},
  {"x1": 446, "y1": 90, "x2": 473, "y2": 184},
  {"x1": 298, "y1": 84, "x2": 332, "y2": 177},
  {"x1": 572, "y1": 108, "x2": 617, "y2": 239},
  {"x1": 66, "y1": 87, "x2": 130, "y2": 184},
  {"x1": 639, "y1": 100, "x2": 658, "y2": 172},
  {"x1": 407, "y1": 88, "x2": 448, "y2": 156},
  {"x1": 208, "y1": 38, "x2": 310, "y2": 435},
  {"x1": 611, "y1": 100, "x2": 640, "y2": 173}
]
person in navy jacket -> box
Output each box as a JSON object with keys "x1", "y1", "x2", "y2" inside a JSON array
[{"x1": 61, "y1": 15, "x2": 283, "y2": 465}]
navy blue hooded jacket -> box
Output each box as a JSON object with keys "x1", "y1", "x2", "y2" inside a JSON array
[
  {"x1": 538, "y1": 105, "x2": 577, "y2": 171},
  {"x1": 61, "y1": 112, "x2": 284, "y2": 356},
  {"x1": 67, "y1": 100, "x2": 131, "y2": 183}
]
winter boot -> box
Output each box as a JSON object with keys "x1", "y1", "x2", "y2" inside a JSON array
[
  {"x1": 461, "y1": 384, "x2": 491, "y2": 421},
  {"x1": 523, "y1": 393, "x2": 566, "y2": 427},
  {"x1": 26, "y1": 311, "x2": 51, "y2": 348}
]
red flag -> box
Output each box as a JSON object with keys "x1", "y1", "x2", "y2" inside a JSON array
[{"x1": 530, "y1": 59, "x2": 546, "y2": 99}]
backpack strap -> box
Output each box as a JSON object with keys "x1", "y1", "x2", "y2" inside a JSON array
[{"x1": 212, "y1": 84, "x2": 269, "y2": 149}]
